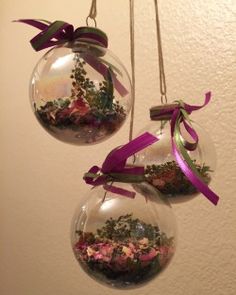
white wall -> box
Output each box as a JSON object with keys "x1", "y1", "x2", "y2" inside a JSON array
[{"x1": 1, "y1": 0, "x2": 236, "y2": 294}]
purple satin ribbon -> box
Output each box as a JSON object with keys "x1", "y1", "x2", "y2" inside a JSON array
[
  {"x1": 15, "y1": 19, "x2": 75, "y2": 50},
  {"x1": 84, "y1": 132, "x2": 159, "y2": 198},
  {"x1": 14, "y1": 19, "x2": 107, "y2": 50},
  {"x1": 170, "y1": 93, "x2": 219, "y2": 205},
  {"x1": 152, "y1": 92, "x2": 219, "y2": 205},
  {"x1": 172, "y1": 138, "x2": 219, "y2": 205},
  {"x1": 151, "y1": 92, "x2": 211, "y2": 120}
]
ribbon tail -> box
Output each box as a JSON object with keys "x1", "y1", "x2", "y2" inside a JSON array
[
  {"x1": 184, "y1": 92, "x2": 212, "y2": 112},
  {"x1": 81, "y1": 53, "x2": 129, "y2": 97},
  {"x1": 102, "y1": 132, "x2": 158, "y2": 173},
  {"x1": 171, "y1": 112, "x2": 219, "y2": 205},
  {"x1": 172, "y1": 140, "x2": 219, "y2": 205},
  {"x1": 13, "y1": 19, "x2": 50, "y2": 30}
]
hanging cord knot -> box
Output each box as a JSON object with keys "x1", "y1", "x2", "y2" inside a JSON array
[{"x1": 86, "y1": 0, "x2": 97, "y2": 27}]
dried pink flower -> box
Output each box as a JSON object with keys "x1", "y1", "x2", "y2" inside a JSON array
[{"x1": 139, "y1": 248, "x2": 157, "y2": 262}]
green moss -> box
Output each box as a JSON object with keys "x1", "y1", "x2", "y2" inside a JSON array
[{"x1": 145, "y1": 160, "x2": 212, "y2": 196}]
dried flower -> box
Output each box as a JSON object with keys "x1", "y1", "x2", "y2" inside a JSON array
[{"x1": 73, "y1": 214, "x2": 174, "y2": 287}]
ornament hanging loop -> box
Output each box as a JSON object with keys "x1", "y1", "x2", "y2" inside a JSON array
[
  {"x1": 86, "y1": 16, "x2": 97, "y2": 28},
  {"x1": 86, "y1": 0, "x2": 97, "y2": 27},
  {"x1": 161, "y1": 94, "x2": 167, "y2": 104}
]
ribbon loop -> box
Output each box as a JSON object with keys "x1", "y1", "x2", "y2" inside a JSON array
[{"x1": 30, "y1": 21, "x2": 74, "y2": 51}]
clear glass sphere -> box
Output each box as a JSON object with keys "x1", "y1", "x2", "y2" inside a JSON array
[
  {"x1": 71, "y1": 182, "x2": 177, "y2": 289},
  {"x1": 135, "y1": 121, "x2": 216, "y2": 200},
  {"x1": 30, "y1": 41, "x2": 132, "y2": 145}
]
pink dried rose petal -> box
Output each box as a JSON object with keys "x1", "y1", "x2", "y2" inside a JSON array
[
  {"x1": 89, "y1": 244, "x2": 114, "y2": 262},
  {"x1": 139, "y1": 248, "x2": 157, "y2": 262},
  {"x1": 74, "y1": 241, "x2": 87, "y2": 250},
  {"x1": 57, "y1": 98, "x2": 89, "y2": 120},
  {"x1": 94, "y1": 253, "x2": 103, "y2": 260},
  {"x1": 71, "y1": 98, "x2": 90, "y2": 116},
  {"x1": 100, "y1": 244, "x2": 114, "y2": 256}
]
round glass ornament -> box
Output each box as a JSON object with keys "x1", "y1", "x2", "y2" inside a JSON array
[
  {"x1": 30, "y1": 28, "x2": 132, "y2": 145},
  {"x1": 135, "y1": 121, "x2": 217, "y2": 201},
  {"x1": 71, "y1": 182, "x2": 177, "y2": 289}
]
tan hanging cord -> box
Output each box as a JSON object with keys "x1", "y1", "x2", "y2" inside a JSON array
[
  {"x1": 154, "y1": 0, "x2": 168, "y2": 104},
  {"x1": 129, "y1": 0, "x2": 136, "y2": 141},
  {"x1": 86, "y1": 0, "x2": 97, "y2": 27}
]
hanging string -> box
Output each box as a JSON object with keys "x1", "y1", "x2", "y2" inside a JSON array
[
  {"x1": 86, "y1": 0, "x2": 97, "y2": 27},
  {"x1": 154, "y1": 0, "x2": 167, "y2": 104},
  {"x1": 129, "y1": 0, "x2": 136, "y2": 141}
]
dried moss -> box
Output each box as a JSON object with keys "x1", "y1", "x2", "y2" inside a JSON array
[{"x1": 145, "y1": 160, "x2": 211, "y2": 196}]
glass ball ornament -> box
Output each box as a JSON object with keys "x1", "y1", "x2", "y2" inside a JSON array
[
  {"x1": 135, "y1": 120, "x2": 217, "y2": 201},
  {"x1": 30, "y1": 28, "x2": 132, "y2": 145},
  {"x1": 71, "y1": 182, "x2": 177, "y2": 289}
]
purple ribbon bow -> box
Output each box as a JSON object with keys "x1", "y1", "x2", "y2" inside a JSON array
[
  {"x1": 84, "y1": 132, "x2": 159, "y2": 198},
  {"x1": 14, "y1": 19, "x2": 107, "y2": 50},
  {"x1": 150, "y1": 92, "x2": 219, "y2": 205},
  {"x1": 15, "y1": 19, "x2": 128, "y2": 97}
]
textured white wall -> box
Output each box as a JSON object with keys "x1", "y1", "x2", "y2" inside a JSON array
[{"x1": 1, "y1": 0, "x2": 236, "y2": 294}]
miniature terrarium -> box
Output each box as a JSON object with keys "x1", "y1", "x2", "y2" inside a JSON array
[
  {"x1": 30, "y1": 28, "x2": 131, "y2": 145},
  {"x1": 135, "y1": 121, "x2": 216, "y2": 198},
  {"x1": 71, "y1": 182, "x2": 176, "y2": 289}
]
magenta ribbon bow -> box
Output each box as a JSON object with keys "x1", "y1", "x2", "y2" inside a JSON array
[
  {"x1": 151, "y1": 92, "x2": 219, "y2": 206},
  {"x1": 84, "y1": 132, "x2": 159, "y2": 198}
]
